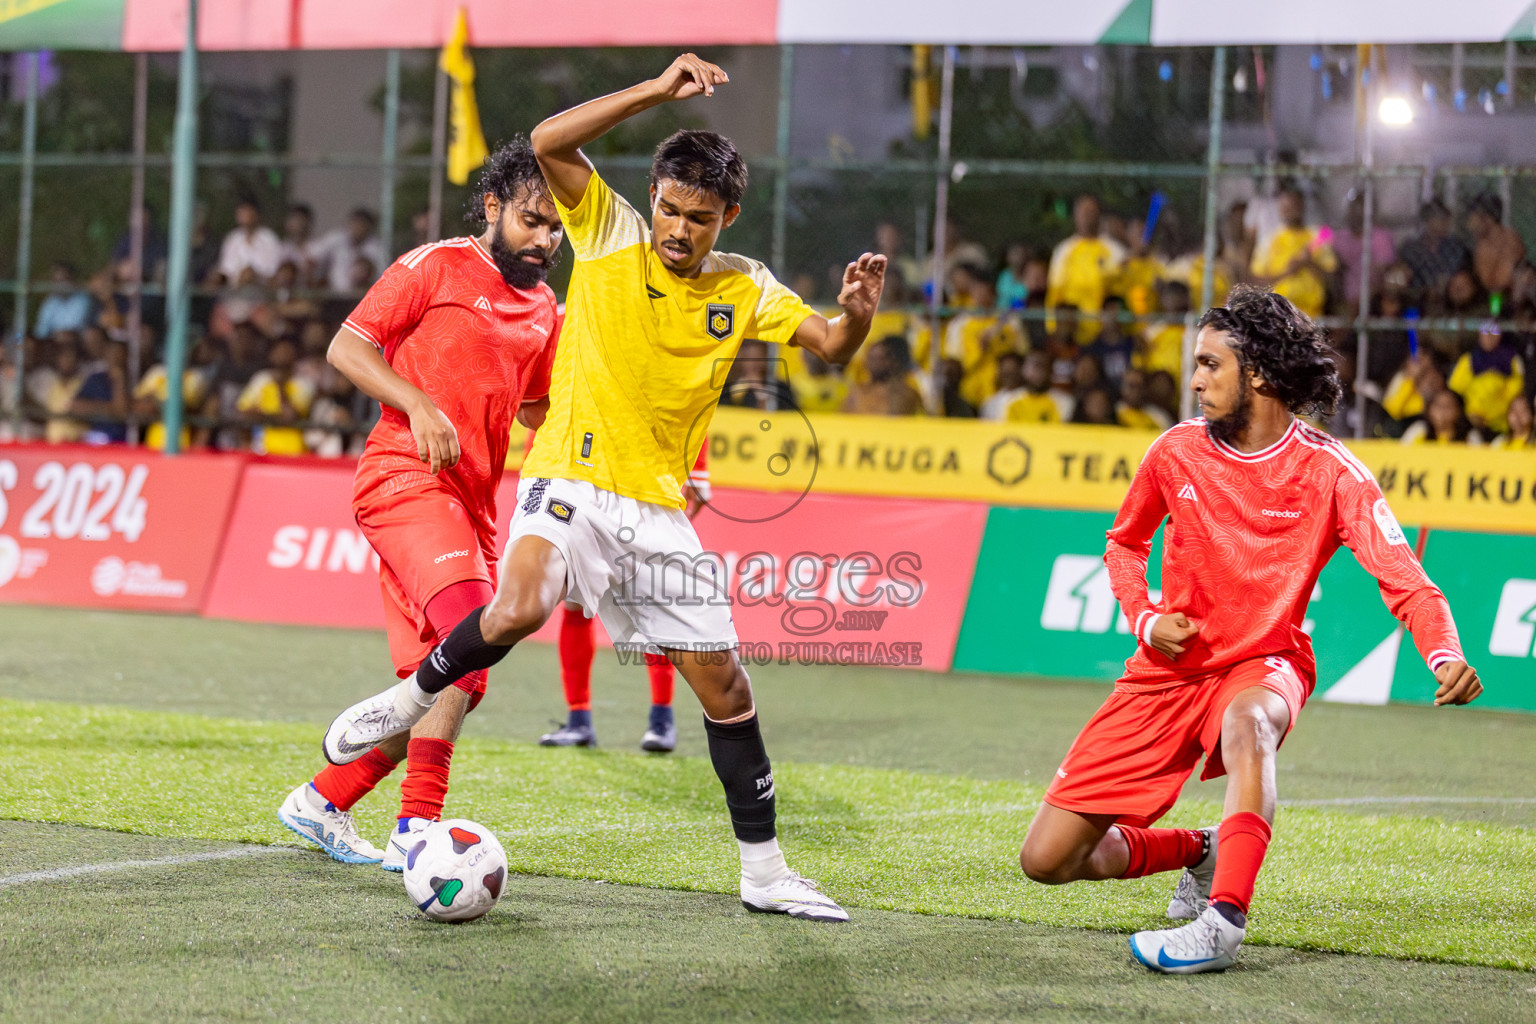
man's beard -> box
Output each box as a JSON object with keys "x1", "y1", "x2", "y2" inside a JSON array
[
  {"x1": 490, "y1": 230, "x2": 557, "y2": 290},
  {"x1": 1204, "y1": 379, "x2": 1253, "y2": 446}
]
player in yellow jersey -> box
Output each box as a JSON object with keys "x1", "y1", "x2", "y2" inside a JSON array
[{"x1": 322, "y1": 54, "x2": 886, "y2": 923}]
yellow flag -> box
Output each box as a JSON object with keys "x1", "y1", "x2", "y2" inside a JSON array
[{"x1": 440, "y1": 7, "x2": 488, "y2": 186}]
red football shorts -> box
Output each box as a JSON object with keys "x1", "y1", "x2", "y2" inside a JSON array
[
  {"x1": 355, "y1": 482, "x2": 496, "y2": 694},
  {"x1": 1044, "y1": 654, "x2": 1312, "y2": 828}
]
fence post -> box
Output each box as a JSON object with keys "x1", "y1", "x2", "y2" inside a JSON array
[
  {"x1": 1354, "y1": 54, "x2": 1377, "y2": 439},
  {"x1": 1191, "y1": 45, "x2": 1226, "y2": 422},
  {"x1": 8, "y1": 51, "x2": 38, "y2": 438},
  {"x1": 770, "y1": 43, "x2": 793, "y2": 279},
  {"x1": 380, "y1": 48, "x2": 401, "y2": 259},
  {"x1": 926, "y1": 45, "x2": 956, "y2": 398},
  {"x1": 427, "y1": 62, "x2": 448, "y2": 243},
  {"x1": 161, "y1": 0, "x2": 201, "y2": 455},
  {"x1": 126, "y1": 52, "x2": 149, "y2": 445}
]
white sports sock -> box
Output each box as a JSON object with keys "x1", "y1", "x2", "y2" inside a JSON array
[
  {"x1": 738, "y1": 838, "x2": 790, "y2": 887},
  {"x1": 392, "y1": 673, "x2": 437, "y2": 723}
]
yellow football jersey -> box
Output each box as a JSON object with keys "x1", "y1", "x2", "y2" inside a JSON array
[{"x1": 524, "y1": 172, "x2": 816, "y2": 508}]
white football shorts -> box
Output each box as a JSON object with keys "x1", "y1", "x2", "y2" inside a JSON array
[{"x1": 507, "y1": 476, "x2": 737, "y2": 653}]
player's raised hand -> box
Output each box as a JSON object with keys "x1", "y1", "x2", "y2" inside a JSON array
[
  {"x1": 653, "y1": 53, "x2": 729, "y2": 102},
  {"x1": 1149, "y1": 612, "x2": 1199, "y2": 658},
  {"x1": 837, "y1": 253, "x2": 887, "y2": 323},
  {"x1": 1433, "y1": 660, "x2": 1482, "y2": 706},
  {"x1": 408, "y1": 398, "x2": 461, "y2": 475}
]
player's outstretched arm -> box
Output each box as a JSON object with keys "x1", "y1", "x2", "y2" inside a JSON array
[
  {"x1": 790, "y1": 253, "x2": 887, "y2": 366},
  {"x1": 328, "y1": 326, "x2": 460, "y2": 474},
  {"x1": 531, "y1": 53, "x2": 729, "y2": 209}
]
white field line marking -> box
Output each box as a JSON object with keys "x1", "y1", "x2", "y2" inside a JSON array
[
  {"x1": 1280, "y1": 796, "x2": 1536, "y2": 808},
  {"x1": 0, "y1": 846, "x2": 292, "y2": 889}
]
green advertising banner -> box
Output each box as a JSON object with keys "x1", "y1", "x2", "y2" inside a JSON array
[
  {"x1": 0, "y1": 0, "x2": 124, "y2": 51},
  {"x1": 1400, "y1": 530, "x2": 1536, "y2": 712},
  {"x1": 952, "y1": 507, "x2": 1441, "y2": 705}
]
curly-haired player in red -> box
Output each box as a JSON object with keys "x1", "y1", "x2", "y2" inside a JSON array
[
  {"x1": 276, "y1": 138, "x2": 564, "y2": 868},
  {"x1": 1018, "y1": 285, "x2": 1482, "y2": 974}
]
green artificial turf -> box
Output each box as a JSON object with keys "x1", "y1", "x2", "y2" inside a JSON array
[{"x1": 2, "y1": 696, "x2": 1532, "y2": 971}]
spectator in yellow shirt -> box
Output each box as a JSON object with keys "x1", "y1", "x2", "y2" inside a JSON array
[
  {"x1": 787, "y1": 348, "x2": 848, "y2": 414},
  {"x1": 1492, "y1": 394, "x2": 1534, "y2": 449},
  {"x1": 841, "y1": 335, "x2": 922, "y2": 416},
  {"x1": 1046, "y1": 194, "x2": 1125, "y2": 342},
  {"x1": 237, "y1": 338, "x2": 314, "y2": 455},
  {"x1": 1401, "y1": 388, "x2": 1485, "y2": 445},
  {"x1": 1249, "y1": 185, "x2": 1337, "y2": 319},
  {"x1": 942, "y1": 263, "x2": 1026, "y2": 409},
  {"x1": 1448, "y1": 321, "x2": 1525, "y2": 434},
  {"x1": 1116, "y1": 368, "x2": 1173, "y2": 431},
  {"x1": 1006, "y1": 351, "x2": 1067, "y2": 423},
  {"x1": 1137, "y1": 280, "x2": 1193, "y2": 380}
]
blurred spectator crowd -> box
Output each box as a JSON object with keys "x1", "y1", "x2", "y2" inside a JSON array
[
  {"x1": 0, "y1": 196, "x2": 415, "y2": 456},
  {"x1": 5, "y1": 182, "x2": 1535, "y2": 456},
  {"x1": 727, "y1": 184, "x2": 1535, "y2": 451}
]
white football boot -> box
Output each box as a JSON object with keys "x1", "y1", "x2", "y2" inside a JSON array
[
  {"x1": 380, "y1": 817, "x2": 434, "y2": 873},
  {"x1": 323, "y1": 676, "x2": 434, "y2": 765},
  {"x1": 1167, "y1": 824, "x2": 1220, "y2": 920},
  {"x1": 1129, "y1": 904, "x2": 1246, "y2": 974},
  {"x1": 741, "y1": 871, "x2": 849, "y2": 922},
  {"x1": 277, "y1": 782, "x2": 385, "y2": 865}
]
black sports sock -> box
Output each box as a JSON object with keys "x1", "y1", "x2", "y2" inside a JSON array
[
  {"x1": 703, "y1": 714, "x2": 776, "y2": 843},
  {"x1": 415, "y1": 608, "x2": 513, "y2": 694},
  {"x1": 1212, "y1": 900, "x2": 1247, "y2": 929}
]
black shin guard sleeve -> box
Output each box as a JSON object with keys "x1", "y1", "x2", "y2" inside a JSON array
[
  {"x1": 415, "y1": 608, "x2": 513, "y2": 694},
  {"x1": 703, "y1": 714, "x2": 776, "y2": 843}
]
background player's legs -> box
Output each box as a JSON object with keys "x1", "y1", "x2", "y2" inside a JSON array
[
  {"x1": 542, "y1": 603, "x2": 597, "y2": 746},
  {"x1": 1208, "y1": 685, "x2": 1290, "y2": 920},
  {"x1": 1020, "y1": 804, "x2": 1207, "y2": 884},
  {"x1": 640, "y1": 652, "x2": 677, "y2": 752}
]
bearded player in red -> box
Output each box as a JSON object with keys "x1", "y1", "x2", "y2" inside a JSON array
[
  {"x1": 1018, "y1": 285, "x2": 1483, "y2": 974},
  {"x1": 276, "y1": 138, "x2": 564, "y2": 868}
]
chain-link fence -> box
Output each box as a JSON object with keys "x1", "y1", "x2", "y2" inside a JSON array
[{"x1": 4, "y1": 42, "x2": 1536, "y2": 444}]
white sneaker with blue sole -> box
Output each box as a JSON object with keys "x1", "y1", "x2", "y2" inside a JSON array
[
  {"x1": 380, "y1": 817, "x2": 434, "y2": 873},
  {"x1": 1129, "y1": 905, "x2": 1246, "y2": 974},
  {"x1": 277, "y1": 782, "x2": 384, "y2": 865}
]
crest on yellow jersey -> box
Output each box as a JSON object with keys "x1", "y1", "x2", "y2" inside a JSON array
[{"x1": 706, "y1": 303, "x2": 735, "y2": 341}]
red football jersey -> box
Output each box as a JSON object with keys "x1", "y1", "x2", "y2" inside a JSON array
[
  {"x1": 1106, "y1": 418, "x2": 1463, "y2": 691},
  {"x1": 345, "y1": 237, "x2": 559, "y2": 537}
]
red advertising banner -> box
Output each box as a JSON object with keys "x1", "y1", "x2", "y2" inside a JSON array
[
  {"x1": 201, "y1": 463, "x2": 575, "y2": 640},
  {"x1": 0, "y1": 443, "x2": 243, "y2": 612},
  {"x1": 201, "y1": 465, "x2": 982, "y2": 671},
  {"x1": 692, "y1": 489, "x2": 989, "y2": 672}
]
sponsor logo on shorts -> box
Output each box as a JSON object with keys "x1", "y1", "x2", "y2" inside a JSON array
[
  {"x1": 1261, "y1": 508, "x2": 1302, "y2": 519},
  {"x1": 546, "y1": 498, "x2": 576, "y2": 524},
  {"x1": 433, "y1": 549, "x2": 470, "y2": 564},
  {"x1": 705, "y1": 302, "x2": 735, "y2": 341}
]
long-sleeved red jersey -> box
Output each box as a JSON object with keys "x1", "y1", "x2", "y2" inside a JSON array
[{"x1": 1105, "y1": 418, "x2": 1463, "y2": 691}]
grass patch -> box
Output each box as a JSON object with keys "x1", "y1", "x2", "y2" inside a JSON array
[{"x1": 4, "y1": 697, "x2": 1533, "y2": 971}]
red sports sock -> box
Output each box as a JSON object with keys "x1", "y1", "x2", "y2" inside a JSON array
[
  {"x1": 559, "y1": 605, "x2": 594, "y2": 711},
  {"x1": 1116, "y1": 825, "x2": 1207, "y2": 879},
  {"x1": 644, "y1": 652, "x2": 674, "y2": 706},
  {"x1": 312, "y1": 748, "x2": 398, "y2": 812},
  {"x1": 1208, "y1": 811, "x2": 1272, "y2": 914},
  {"x1": 399, "y1": 737, "x2": 454, "y2": 822}
]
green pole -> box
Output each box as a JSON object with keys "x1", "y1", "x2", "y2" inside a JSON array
[
  {"x1": 379, "y1": 49, "x2": 400, "y2": 259},
  {"x1": 8, "y1": 52, "x2": 38, "y2": 437},
  {"x1": 770, "y1": 44, "x2": 794, "y2": 279},
  {"x1": 1188, "y1": 45, "x2": 1226, "y2": 422},
  {"x1": 161, "y1": 0, "x2": 200, "y2": 455}
]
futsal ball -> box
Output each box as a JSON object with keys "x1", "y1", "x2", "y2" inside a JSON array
[{"x1": 401, "y1": 818, "x2": 508, "y2": 922}]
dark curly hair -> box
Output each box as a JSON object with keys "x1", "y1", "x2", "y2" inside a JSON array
[
  {"x1": 1196, "y1": 284, "x2": 1342, "y2": 416},
  {"x1": 464, "y1": 135, "x2": 547, "y2": 224},
  {"x1": 650, "y1": 129, "x2": 747, "y2": 208}
]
